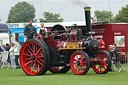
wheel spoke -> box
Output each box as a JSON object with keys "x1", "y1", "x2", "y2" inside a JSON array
[
  {"x1": 31, "y1": 63, "x2": 35, "y2": 72},
  {"x1": 37, "y1": 60, "x2": 43, "y2": 66},
  {"x1": 35, "y1": 44, "x2": 37, "y2": 53},
  {"x1": 103, "y1": 65, "x2": 106, "y2": 69},
  {"x1": 28, "y1": 45, "x2": 33, "y2": 53},
  {"x1": 29, "y1": 62, "x2": 33, "y2": 69},
  {"x1": 34, "y1": 62, "x2": 38, "y2": 72},
  {"x1": 39, "y1": 58, "x2": 44, "y2": 63},
  {"x1": 99, "y1": 65, "x2": 102, "y2": 71},
  {"x1": 104, "y1": 64, "x2": 108, "y2": 67},
  {"x1": 77, "y1": 66, "x2": 80, "y2": 72},
  {"x1": 81, "y1": 56, "x2": 85, "y2": 60},
  {"x1": 26, "y1": 58, "x2": 31, "y2": 61},
  {"x1": 36, "y1": 48, "x2": 42, "y2": 55},
  {"x1": 25, "y1": 61, "x2": 32, "y2": 66},
  {"x1": 37, "y1": 56, "x2": 44, "y2": 58},
  {"x1": 27, "y1": 48, "x2": 32, "y2": 55},
  {"x1": 23, "y1": 53, "x2": 31, "y2": 57},
  {"x1": 38, "y1": 50, "x2": 44, "y2": 57},
  {"x1": 38, "y1": 62, "x2": 40, "y2": 71},
  {"x1": 33, "y1": 44, "x2": 35, "y2": 54}
]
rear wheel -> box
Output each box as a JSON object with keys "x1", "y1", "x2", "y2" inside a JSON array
[
  {"x1": 49, "y1": 66, "x2": 70, "y2": 73},
  {"x1": 20, "y1": 39, "x2": 49, "y2": 75},
  {"x1": 92, "y1": 50, "x2": 111, "y2": 74},
  {"x1": 70, "y1": 51, "x2": 90, "y2": 75}
]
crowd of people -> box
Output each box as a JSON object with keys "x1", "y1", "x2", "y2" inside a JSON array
[
  {"x1": 107, "y1": 44, "x2": 122, "y2": 72},
  {"x1": 0, "y1": 41, "x2": 21, "y2": 69}
]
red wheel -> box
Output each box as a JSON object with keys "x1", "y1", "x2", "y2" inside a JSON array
[
  {"x1": 70, "y1": 51, "x2": 90, "y2": 75},
  {"x1": 49, "y1": 66, "x2": 70, "y2": 73},
  {"x1": 92, "y1": 50, "x2": 111, "y2": 74},
  {"x1": 20, "y1": 39, "x2": 49, "y2": 75}
]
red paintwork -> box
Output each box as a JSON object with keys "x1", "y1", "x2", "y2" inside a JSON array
[{"x1": 46, "y1": 33, "x2": 59, "y2": 48}]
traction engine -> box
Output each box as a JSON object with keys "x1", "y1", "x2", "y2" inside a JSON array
[{"x1": 20, "y1": 7, "x2": 111, "y2": 75}]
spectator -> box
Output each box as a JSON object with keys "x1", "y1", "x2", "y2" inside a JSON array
[
  {"x1": 13, "y1": 41, "x2": 21, "y2": 68},
  {"x1": 1, "y1": 45, "x2": 9, "y2": 69},
  {"x1": 5, "y1": 43, "x2": 10, "y2": 51},
  {"x1": 9, "y1": 42, "x2": 16, "y2": 69},
  {"x1": 0, "y1": 46, "x2": 3, "y2": 68},
  {"x1": 5, "y1": 43, "x2": 11, "y2": 69},
  {"x1": 107, "y1": 45, "x2": 115, "y2": 71},
  {"x1": 112, "y1": 44, "x2": 121, "y2": 72},
  {"x1": 24, "y1": 19, "x2": 37, "y2": 40},
  {"x1": 0, "y1": 46, "x2": 3, "y2": 53}
]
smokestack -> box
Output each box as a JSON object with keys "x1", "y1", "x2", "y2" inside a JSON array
[{"x1": 84, "y1": 7, "x2": 92, "y2": 37}]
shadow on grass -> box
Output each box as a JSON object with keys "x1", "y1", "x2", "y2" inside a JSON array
[{"x1": 13, "y1": 68, "x2": 126, "y2": 77}]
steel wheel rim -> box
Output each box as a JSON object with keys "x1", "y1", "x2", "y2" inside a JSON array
[
  {"x1": 92, "y1": 52, "x2": 109, "y2": 73},
  {"x1": 70, "y1": 52, "x2": 88, "y2": 75},
  {"x1": 20, "y1": 41, "x2": 45, "y2": 75}
]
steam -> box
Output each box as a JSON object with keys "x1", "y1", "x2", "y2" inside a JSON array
[{"x1": 69, "y1": 0, "x2": 89, "y2": 8}]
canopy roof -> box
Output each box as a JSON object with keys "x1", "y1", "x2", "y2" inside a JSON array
[{"x1": 0, "y1": 23, "x2": 9, "y2": 32}]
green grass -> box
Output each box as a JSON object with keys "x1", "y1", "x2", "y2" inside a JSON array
[{"x1": 0, "y1": 68, "x2": 128, "y2": 85}]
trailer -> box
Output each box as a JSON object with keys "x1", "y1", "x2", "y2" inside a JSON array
[{"x1": 0, "y1": 23, "x2": 9, "y2": 45}]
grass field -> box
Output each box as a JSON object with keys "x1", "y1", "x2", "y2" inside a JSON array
[{"x1": 0, "y1": 68, "x2": 128, "y2": 85}]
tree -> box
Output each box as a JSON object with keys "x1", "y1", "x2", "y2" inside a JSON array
[
  {"x1": 40, "y1": 12, "x2": 64, "y2": 22},
  {"x1": 114, "y1": 5, "x2": 128, "y2": 23},
  {"x1": 7, "y1": 1, "x2": 36, "y2": 23},
  {"x1": 94, "y1": 10, "x2": 113, "y2": 22}
]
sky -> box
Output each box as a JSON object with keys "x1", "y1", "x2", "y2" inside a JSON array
[{"x1": 0, "y1": 0, "x2": 128, "y2": 23}]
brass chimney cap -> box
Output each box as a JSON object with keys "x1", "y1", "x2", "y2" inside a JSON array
[{"x1": 84, "y1": 7, "x2": 91, "y2": 11}]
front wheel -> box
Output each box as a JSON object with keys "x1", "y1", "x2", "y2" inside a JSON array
[
  {"x1": 70, "y1": 51, "x2": 90, "y2": 75},
  {"x1": 92, "y1": 50, "x2": 111, "y2": 74}
]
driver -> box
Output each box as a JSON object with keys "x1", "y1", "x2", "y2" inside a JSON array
[{"x1": 24, "y1": 19, "x2": 37, "y2": 39}]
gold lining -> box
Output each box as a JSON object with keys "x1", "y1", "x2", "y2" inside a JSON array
[{"x1": 84, "y1": 8, "x2": 91, "y2": 11}]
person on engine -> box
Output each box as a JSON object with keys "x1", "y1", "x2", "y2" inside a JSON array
[
  {"x1": 24, "y1": 19, "x2": 37, "y2": 40},
  {"x1": 37, "y1": 22, "x2": 47, "y2": 36}
]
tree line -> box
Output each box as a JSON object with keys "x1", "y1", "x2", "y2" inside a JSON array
[{"x1": 6, "y1": 1, "x2": 128, "y2": 23}]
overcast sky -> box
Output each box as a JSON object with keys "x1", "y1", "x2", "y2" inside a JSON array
[{"x1": 0, "y1": 0, "x2": 128, "y2": 23}]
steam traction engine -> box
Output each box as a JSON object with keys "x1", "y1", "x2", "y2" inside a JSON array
[{"x1": 20, "y1": 7, "x2": 111, "y2": 75}]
